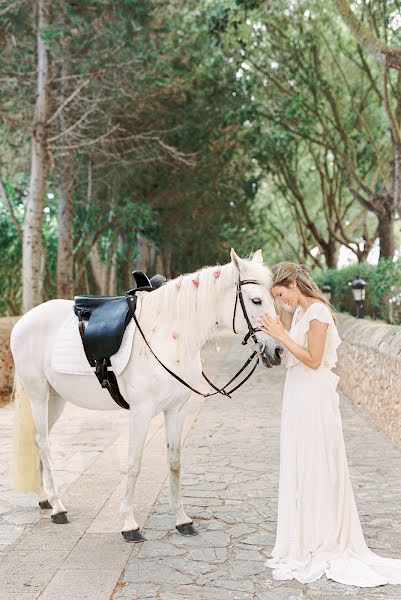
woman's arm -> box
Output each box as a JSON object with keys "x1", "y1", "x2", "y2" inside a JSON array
[{"x1": 258, "y1": 314, "x2": 328, "y2": 370}]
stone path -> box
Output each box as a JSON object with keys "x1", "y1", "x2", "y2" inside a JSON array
[
  {"x1": 0, "y1": 338, "x2": 218, "y2": 600},
  {"x1": 0, "y1": 400, "x2": 128, "y2": 555},
  {"x1": 1, "y1": 333, "x2": 401, "y2": 599},
  {"x1": 113, "y1": 339, "x2": 401, "y2": 600}
]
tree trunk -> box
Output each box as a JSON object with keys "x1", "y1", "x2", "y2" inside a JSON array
[
  {"x1": 149, "y1": 245, "x2": 157, "y2": 274},
  {"x1": 323, "y1": 238, "x2": 338, "y2": 269},
  {"x1": 102, "y1": 238, "x2": 117, "y2": 295},
  {"x1": 334, "y1": 0, "x2": 401, "y2": 70},
  {"x1": 135, "y1": 233, "x2": 151, "y2": 272},
  {"x1": 161, "y1": 248, "x2": 172, "y2": 278},
  {"x1": 378, "y1": 213, "x2": 394, "y2": 259},
  {"x1": 22, "y1": 0, "x2": 50, "y2": 313},
  {"x1": 118, "y1": 233, "x2": 133, "y2": 291},
  {"x1": 75, "y1": 260, "x2": 89, "y2": 295},
  {"x1": 56, "y1": 54, "x2": 74, "y2": 299},
  {"x1": 89, "y1": 246, "x2": 105, "y2": 293},
  {"x1": 56, "y1": 156, "x2": 74, "y2": 298},
  {"x1": 108, "y1": 246, "x2": 117, "y2": 295},
  {"x1": 357, "y1": 246, "x2": 370, "y2": 262},
  {"x1": 155, "y1": 250, "x2": 164, "y2": 275}
]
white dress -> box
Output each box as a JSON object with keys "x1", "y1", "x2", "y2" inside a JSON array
[{"x1": 265, "y1": 302, "x2": 401, "y2": 587}]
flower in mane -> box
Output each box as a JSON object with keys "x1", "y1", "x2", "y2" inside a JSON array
[{"x1": 139, "y1": 258, "x2": 272, "y2": 359}]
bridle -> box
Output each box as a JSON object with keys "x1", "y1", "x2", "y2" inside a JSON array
[
  {"x1": 132, "y1": 273, "x2": 266, "y2": 399},
  {"x1": 232, "y1": 276, "x2": 266, "y2": 351}
]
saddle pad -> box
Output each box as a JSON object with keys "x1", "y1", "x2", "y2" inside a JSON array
[{"x1": 52, "y1": 296, "x2": 142, "y2": 376}]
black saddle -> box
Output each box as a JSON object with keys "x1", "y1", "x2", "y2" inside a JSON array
[
  {"x1": 74, "y1": 295, "x2": 136, "y2": 361},
  {"x1": 74, "y1": 270, "x2": 166, "y2": 410},
  {"x1": 127, "y1": 271, "x2": 167, "y2": 294}
]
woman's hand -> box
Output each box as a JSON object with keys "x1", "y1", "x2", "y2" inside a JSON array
[{"x1": 258, "y1": 313, "x2": 286, "y2": 342}]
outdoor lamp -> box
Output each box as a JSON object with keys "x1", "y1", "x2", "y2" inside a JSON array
[
  {"x1": 322, "y1": 283, "x2": 332, "y2": 302},
  {"x1": 389, "y1": 291, "x2": 401, "y2": 324},
  {"x1": 348, "y1": 275, "x2": 367, "y2": 319}
]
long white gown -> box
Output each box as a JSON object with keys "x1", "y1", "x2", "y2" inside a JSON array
[{"x1": 265, "y1": 302, "x2": 401, "y2": 587}]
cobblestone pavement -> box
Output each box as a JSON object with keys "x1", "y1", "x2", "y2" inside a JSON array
[
  {"x1": 1, "y1": 334, "x2": 401, "y2": 599},
  {"x1": 0, "y1": 342, "x2": 214, "y2": 600},
  {"x1": 0, "y1": 401, "x2": 128, "y2": 556},
  {"x1": 113, "y1": 338, "x2": 401, "y2": 600}
]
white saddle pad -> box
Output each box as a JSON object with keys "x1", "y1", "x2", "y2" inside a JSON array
[{"x1": 52, "y1": 296, "x2": 142, "y2": 376}]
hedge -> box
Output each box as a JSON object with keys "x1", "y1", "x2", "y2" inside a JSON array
[{"x1": 313, "y1": 259, "x2": 401, "y2": 323}]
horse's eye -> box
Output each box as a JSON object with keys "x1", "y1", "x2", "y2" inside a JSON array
[{"x1": 252, "y1": 298, "x2": 262, "y2": 305}]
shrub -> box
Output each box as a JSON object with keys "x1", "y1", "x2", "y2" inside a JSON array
[{"x1": 314, "y1": 259, "x2": 401, "y2": 322}]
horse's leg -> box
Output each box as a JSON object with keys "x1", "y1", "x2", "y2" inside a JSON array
[
  {"x1": 39, "y1": 388, "x2": 66, "y2": 510},
  {"x1": 164, "y1": 402, "x2": 198, "y2": 536},
  {"x1": 38, "y1": 462, "x2": 51, "y2": 509},
  {"x1": 121, "y1": 404, "x2": 153, "y2": 543},
  {"x1": 26, "y1": 377, "x2": 69, "y2": 523}
]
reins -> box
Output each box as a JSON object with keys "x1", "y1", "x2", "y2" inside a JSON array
[{"x1": 130, "y1": 274, "x2": 265, "y2": 399}]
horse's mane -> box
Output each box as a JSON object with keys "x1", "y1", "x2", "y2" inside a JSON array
[{"x1": 140, "y1": 258, "x2": 272, "y2": 359}]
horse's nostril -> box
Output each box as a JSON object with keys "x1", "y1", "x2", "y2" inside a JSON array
[{"x1": 275, "y1": 346, "x2": 283, "y2": 359}]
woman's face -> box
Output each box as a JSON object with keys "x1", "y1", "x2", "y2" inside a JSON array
[{"x1": 271, "y1": 282, "x2": 298, "y2": 308}]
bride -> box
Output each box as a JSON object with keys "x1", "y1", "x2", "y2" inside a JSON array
[{"x1": 258, "y1": 261, "x2": 401, "y2": 587}]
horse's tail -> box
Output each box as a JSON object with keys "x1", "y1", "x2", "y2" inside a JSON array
[{"x1": 12, "y1": 374, "x2": 41, "y2": 493}]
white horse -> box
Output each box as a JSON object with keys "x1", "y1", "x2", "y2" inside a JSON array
[{"x1": 11, "y1": 248, "x2": 282, "y2": 542}]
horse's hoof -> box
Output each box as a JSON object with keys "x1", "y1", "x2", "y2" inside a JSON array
[
  {"x1": 176, "y1": 522, "x2": 198, "y2": 536},
  {"x1": 122, "y1": 529, "x2": 146, "y2": 543},
  {"x1": 51, "y1": 511, "x2": 69, "y2": 524},
  {"x1": 39, "y1": 500, "x2": 52, "y2": 510}
]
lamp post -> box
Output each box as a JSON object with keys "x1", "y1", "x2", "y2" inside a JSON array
[
  {"x1": 389, "y1": 292, "x2": 401, "y2": 324},
  {"x1": 348, "y1": 275, "x2": 367, "y2": 319},
  {"x1": 322, "y1": 283, "x2": 332, "y2": 302}
]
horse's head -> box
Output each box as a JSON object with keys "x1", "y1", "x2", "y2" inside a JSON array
[{"x1": 216, "y1": 248, "x2": 283, "y2": 368}]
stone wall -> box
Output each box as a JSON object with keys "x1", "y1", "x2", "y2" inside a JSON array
[
  {"x1": 336, "y1": 313, "x2": 401, "y2": 451},
  {"x1": 0, "y1": 317, "x2": 19, "y2": 405}
]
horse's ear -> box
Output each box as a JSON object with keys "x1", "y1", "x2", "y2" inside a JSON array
[
  {"x1": 230, "y1": 248, "x2": 243, "y2": 271},
  {"x1": 252, "y1": 249, "x2": 263, "y2": 264}
]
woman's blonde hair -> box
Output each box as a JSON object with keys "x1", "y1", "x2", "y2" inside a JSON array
[{"x1": 271, "y1": 261, "x2": 335, "y2": 317}]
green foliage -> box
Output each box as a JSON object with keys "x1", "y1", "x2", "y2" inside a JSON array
[
  {"x1": 314, "y1": 259, "x2": 401, "y2": 322},
  {"x1": 0, "y1": 187, "x2": 23, "y2": 315},
  {"x1": 0, "y1": 0, "x2": 399, "y2": 314},
  {"x1": 211, "y1": 0, "x2": 393, "y2": 266}
]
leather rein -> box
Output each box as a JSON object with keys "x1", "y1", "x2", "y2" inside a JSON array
[{"x1": 131, "y1": 275, "x2": 265, "y2": 399}]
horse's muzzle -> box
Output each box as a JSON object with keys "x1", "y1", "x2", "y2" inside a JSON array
[{"x1": 261, "y1": 344, "x2": 283, "y2": 368}]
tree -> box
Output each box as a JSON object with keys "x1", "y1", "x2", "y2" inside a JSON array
[
  {"x1": 333, "y1": 0, "x2": 401, "y2": 242},
  {"x1": 217, "y1": 0, "x2": 396, "y2": 259},
  {"x1": 334, "y1": 0, "x2": 401, "y2": 70},
  {"x1": 22, "y1": 0, "x2": 51, "y2": 312}
]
